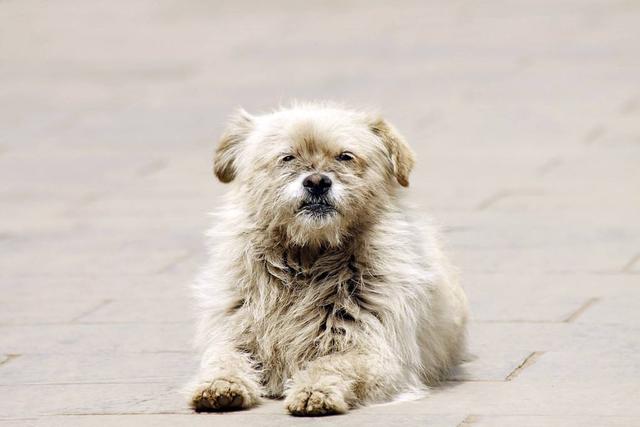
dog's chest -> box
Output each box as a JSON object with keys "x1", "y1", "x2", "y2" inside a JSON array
[{"x1": 235, "y1": 251, "x2": 380, "y2": 395}]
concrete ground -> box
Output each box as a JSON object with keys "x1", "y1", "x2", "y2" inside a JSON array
[{"x1": 1, "y1": 1, "x2": 639, "y2": 426}]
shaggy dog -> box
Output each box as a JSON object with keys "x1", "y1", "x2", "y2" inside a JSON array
[{"x1": 188, "y1": 104, "x2": 468, "y2": 416}]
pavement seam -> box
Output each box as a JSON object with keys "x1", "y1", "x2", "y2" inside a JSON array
[
  {"x1": 619, "y1": 96, "x2": 640, "y2": 115},
  {"x1": 155, "y1": 247, "x2": 200, "y2": 274},
  {"x1": 475, "y1": 189, "x2": 543, "y2": 211},
  {"x1": 536, "y1": 158, "x2": 562, "y2": 176},
  {"x1": 1, "y1": 380, "x2": 183, "y2": 386},
  {"x1": 137, "y1": 158, "x2": 169, "y2": 177},
  {"x1": 69, "y1": 299, "x2": 113, "y2": 323},
  {"x1": 564, "y1": 297, "x2": 600, "y2": 322},
  {"x1": 622, "y1": 253, "x2": 640, "y2": 273},
  {"x1": 584, "y1": 125, "x2": 607, "y2": 144},
  {"x1": 0, "y1": 320, "x2": 190, "y2": 326},
  {"x1": 457, "y1": 414, "x2": 480, "y2": 426},
  {"x1": 506, "y1": 351, "x2": 544, "y2": 381},
  {"x1": 53, "y1": 412, "x2": 193, "y2": 416},
  {"x1": 0, "y1": 354, "x2": 20, "y2": 367}
]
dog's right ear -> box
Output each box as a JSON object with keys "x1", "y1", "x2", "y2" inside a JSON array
[
  {"x1": 368, "y1": 117, "x2": 416, "y2": 187},
  {"x1": 213, "y1": 109, "x2": 254, "y2": 183}
]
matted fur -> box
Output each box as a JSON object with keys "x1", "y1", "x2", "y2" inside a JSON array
[{"x1": 188, "y1": 103, "x2": 468, "y2": 416}]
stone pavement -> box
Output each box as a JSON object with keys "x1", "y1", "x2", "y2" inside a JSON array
[{"x1": 1, "y1": 1, "x2": 639, "y2": 426}]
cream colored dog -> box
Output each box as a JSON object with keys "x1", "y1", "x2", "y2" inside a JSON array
[{"x1": 188, "y1": 103, "x2": 468, "y2": 416}]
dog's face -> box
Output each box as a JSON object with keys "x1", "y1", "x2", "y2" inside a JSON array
[{"x1": 213, "y1": 105, "x2": 415, "y2": 247}]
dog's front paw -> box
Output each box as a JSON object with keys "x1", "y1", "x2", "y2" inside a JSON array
[
  {"x1": 191, "y1": 377, "x2": 259, "y2": 412},
  {"x1": 285, "y1": 386, "x2": 348, "y2": 416}
]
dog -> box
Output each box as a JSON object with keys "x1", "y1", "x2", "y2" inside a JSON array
[{"x1": 188, "y1": 103, "x2": 468, "y2": 416}]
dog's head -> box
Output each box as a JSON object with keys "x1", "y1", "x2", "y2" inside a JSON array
[{"x1": 213, "y1": 104, "x2": 415, "y2": 247}]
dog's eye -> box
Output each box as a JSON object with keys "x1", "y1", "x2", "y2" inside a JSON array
[
  {"x1": 336, "y1": 152, "x2": 354, "y2": 161},
  {"x1": 281, "y1": 155, "x2": 295, "y2": 162}
]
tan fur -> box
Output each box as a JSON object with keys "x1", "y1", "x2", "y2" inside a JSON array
[
  {"x1": 187, "y1": 103, "x2": 468, "y2": 416},
  {"x1": 369, "y1": 117, "x2": 415, "y2": 187},
  {"x1": 213, "y1": 108, "x2": 254, "y2": 183}
]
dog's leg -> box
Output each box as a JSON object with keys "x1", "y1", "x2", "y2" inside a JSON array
[
  {"x1": 189, "y1": 347, "x2": 262, "y2": 412},
  {"x1": 284, "y1": 352, "x2": 402, "y2": 416}
]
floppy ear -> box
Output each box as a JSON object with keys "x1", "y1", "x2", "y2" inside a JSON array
[
  {"x1": 213, "y1": 109, "x2": 254, "y2": 183},
  {"x1": 369, "y1": 117, "x2": 416, "y2": 187}
]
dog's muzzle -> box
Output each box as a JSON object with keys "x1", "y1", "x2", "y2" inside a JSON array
[
  {"x1": 299, "y1": 197, "x2": 336, "y2": 217},
  {"x1": 298, "y1": 173, "x2": 336, "y2": 217}
]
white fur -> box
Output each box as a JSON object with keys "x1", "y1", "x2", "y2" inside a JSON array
[{"x1": 188, "y1": 104, "x2": 469, "y2": 416}]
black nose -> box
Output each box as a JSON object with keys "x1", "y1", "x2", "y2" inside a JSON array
[{"x1": 303, "y1": 173, "x2": 332, "y2": 196}]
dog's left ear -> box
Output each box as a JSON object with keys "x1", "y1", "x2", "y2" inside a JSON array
[
  {"x1": 369, "y1": 117, "x2": 416, "y2": 187},
  {"x1": 214, "y1": 109, "x2": 254, "y2": 183}
]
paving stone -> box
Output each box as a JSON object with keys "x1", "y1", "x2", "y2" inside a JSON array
[
  {"x1": 0, "y1": 352, "x2": 196, "y2": 386},
  {"x1": 575, "y1": 291, "x2": 640, "y2": 325},
  {"x1": 450, "y1": 347, "x2": 533, "y2": 382},
  {"x1": 77, "y1": 297, "x2": 193, "y2": 324},
  {"x1": 515, "y1": 347, "x2": 640, "y2": 384},
  {"x1": 470, "y1": 322, "x2": 640, "y2": 355},
  {"x1": 470, "y1": 415, "x2": 640, "y2": 427},
  {"x1": 456, "y1": 246, "x2": 633, "y2": 275},
  {"x1": 0, "y1": 276, "x2": 190, "y2": 302},
  {"x1": 1, "y1": 0, "x2": 639, "y2": 424},
  {"x1": 362, "y1": 380, "x2": 640, "y2": 416},
  {"x1": 0, "y1": 294, "x2": 108, "y2": 325},
  {"x1": 0, "y1": 382, "x2": 185, "y2": 418},
  {"x1": 0, "y1": 323, "x2": 190, "y2": 354},
  {"x1": 465, "y1": 273, "x2": 638, "y2": 322},
  {"x1": 0, "y1": 239, "x2": 196, "y2": 278},
  {"x1": 0, "y1": 413, "x2": 466, "y2": 427}
]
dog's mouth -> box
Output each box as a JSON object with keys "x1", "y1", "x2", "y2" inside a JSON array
[{"x1": 299, "y1": 199, "x2": 337, "y2": 217}]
